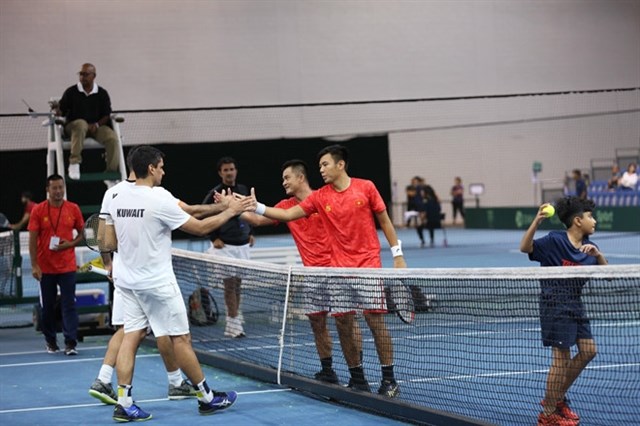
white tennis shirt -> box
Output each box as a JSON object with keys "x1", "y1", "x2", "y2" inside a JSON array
[
  {"x1": 106, "y1": 184, "x2": 190, "y2": 290},
  {"x1": 100, "y1": 179, "x2": 135, "y2": 217}
]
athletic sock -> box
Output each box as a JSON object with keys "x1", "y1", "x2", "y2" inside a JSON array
[
  {"x1": 117, "y1": 385, "x2": 133, "y2": 407},
  {"x1": 320, "y1": 356, "x2": 333, "y2": 371},
  {"x1": 196, "y1": 379, "x2": 213, "y2": 403},
  {"x1": 381, "y1": 364, "x2": 395, "y2": 382},
  {"x1": 349, "y1": 365, "x2": 366, "y2": 383},
  {"x1": 97, "y1": 364, "x2": 114, "y2": 384},
  {"x1": 167, "y1": 369, "x2": 183, "y2": 387}
]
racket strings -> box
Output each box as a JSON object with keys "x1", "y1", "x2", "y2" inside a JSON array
[{"x1": 83, "y1": 213, "x2": 112, "y2": 253}]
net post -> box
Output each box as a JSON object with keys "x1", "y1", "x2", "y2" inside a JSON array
[{"x1": 13, "y1": 230, "x2": 23, "y2": 299}]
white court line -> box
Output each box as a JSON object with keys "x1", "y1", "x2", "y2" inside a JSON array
[
  {"x1": 0, "y1": 354, "x2": 159, "y2": 368},
  {"x1": 507, "y1": 249, "x2": 640, "y2": 259},
  {"x1": 192, "y1": 330, "x2": 312, "y2": 344},
  {"x1": 0, "y1": 388, "x2": 291, "y2": 414},
  {"x1": 406, "y1": 329, "x2": 538, "y2": 340},
  {"x1": 404, "y1": 320, "x2": 638, "y2": 341},
  {"x1": 596, "y1": 321, "x2": 640, "y2": 327},
  {"x1": 0, "y1": 345, "x2": 108, "y2": 357},
  {"x1": 606, "y1": 253, "x2": 640, "y2": 259},
  {"x1": 407, "y1": 362, "x2": 640, "y2": 384}
]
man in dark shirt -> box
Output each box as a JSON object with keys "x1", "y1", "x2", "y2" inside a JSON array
[
  {"x1": 572, "y1": 169, "x2": 587, "y2": 200},
  {"x1": 202, "y1": 157, "x2": 254, "y2": 338},
  {"x1": 57, "y1": 63, "x2": 119, "y2": 180}
]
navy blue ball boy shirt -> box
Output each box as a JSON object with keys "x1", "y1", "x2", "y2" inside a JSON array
[
  {"x1": 529, "y1": 230, "x2": 599, "y2": 315},
  {"x1": 529, "y1": 231, "x2": 599, "y2": 268}
]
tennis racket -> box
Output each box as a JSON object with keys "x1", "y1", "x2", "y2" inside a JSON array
[
  {"x1": 385, "y1": 279, "x2": 415, "y2": 324},
  {"x1": 0, "y1": 213, "x2": 9, "y2": 229},
  {"x1": 83, "y1": 213, "x2": 114, "y2": 253}
]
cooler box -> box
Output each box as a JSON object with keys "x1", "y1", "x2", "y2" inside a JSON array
[
  {"x1": 76, "y1": 288, "x2": 107, "y2": 328},
  {"x1": 75, "y1": 289, "x2": 106, "y2": 307}
]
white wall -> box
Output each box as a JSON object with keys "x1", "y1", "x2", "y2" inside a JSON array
[
  {"x1": 1, "y1": 0, "x2": 639, "y2": 208},
  {"x1": 389, "y1": 106, "x2": 640, "y2": 210},
  {"x1": 1, "y1": 0, "x2": 638, "y2": 113}
]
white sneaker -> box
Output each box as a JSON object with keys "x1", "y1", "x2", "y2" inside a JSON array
[
  {"x1": 224, "y1": 316, "x2": 232, "y2": 337},
  {"x1": 68, "y1": 163, "x2": 80, "y2": 180},
  {"x1": 225, "y1": 316, "x2": 245, "y2": 338}
]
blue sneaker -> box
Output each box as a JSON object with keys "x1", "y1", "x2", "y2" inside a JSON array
[
  {"x1": 112, "y1": 403, "x2": 152, "y2": 422},
  {"x1": 198, "y1": 391, "x2": 238, "y2": 415}
]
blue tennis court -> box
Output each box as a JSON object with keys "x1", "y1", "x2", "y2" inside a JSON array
[
  {"x1": 1, "y1": 228, "x2": 638, "y2": 425},
  {"x1": 0, "y1": 328, "x2": 407, "y2": 426}
]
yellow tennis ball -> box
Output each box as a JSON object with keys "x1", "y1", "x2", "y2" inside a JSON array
[{"x1": 542, "y1": 204, "x2": 555, "y2": 218}]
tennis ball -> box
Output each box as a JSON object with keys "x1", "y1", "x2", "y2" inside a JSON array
[{"x1": 542, "y1": 204, "x2": 555, "y2": 218}]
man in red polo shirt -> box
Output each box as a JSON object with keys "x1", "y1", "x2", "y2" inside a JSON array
[
  {"x1": 242, "y1": 159, "x2": 363, "y2": 385},
  {"x1": 250, "y1": 145, "x2": 406, "y2": 398},
  {"x1": 28, "y1": 174, "x2": 84, "y2": 355}
]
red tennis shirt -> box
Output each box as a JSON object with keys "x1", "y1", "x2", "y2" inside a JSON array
[{"x1": 298, "y1": 178, "x2": 386, "y2": 268}]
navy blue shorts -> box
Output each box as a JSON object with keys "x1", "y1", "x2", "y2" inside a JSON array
[{"x1": 540, "y1": 308, "x2": 593, "y2": 348}]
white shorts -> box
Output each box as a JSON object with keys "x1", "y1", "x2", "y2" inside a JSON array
[
  {"x1": 404, "y1": 210, "x2": 420, "y2": 222},
  {"x1": 119, "y1": 282, "x2": 190, "y2": 337},
  {"x1": 111, "y1": 286, "x2": 124, "y2": 326},
  {"x1": 206, "y1": 242, "x2": 251, "y2": 260},
  {"x1": 302, "y1": 276, "x2": 387, "y2": 316},
  {"x1": 301, "y1": 276, "x2": 331, "y2": 315}
]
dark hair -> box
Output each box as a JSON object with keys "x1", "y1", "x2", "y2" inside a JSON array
[
  {"x1": 21, "y1": 191, "x2": 33, "y2": 200},
  {"x1": 424, "y1": 185, "x2": 439, "y2": 202},
  {"x1": 130, "y1": 145, "x2": 164, "y2": 179},
  {"x1": 317, "y1": 144, "x2": 349, "y2": 170},
  {"x1": 46, "y1": 174, "x2": 64, "y2": 186},
  {"x1": 555, "y1": 196, "x2": 595, "y2": 228},
  {"x1": 217, "y1": 156, "x2": 237, "y2": 171},
  {"x1": 126, "y1": 146, "x2": 141, "y2": 171},
  {"x1": 281, "y1": 159, "x2": 309, "y2": 179}
]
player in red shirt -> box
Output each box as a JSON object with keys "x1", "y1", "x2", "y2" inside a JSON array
[
  {"x1": 242, "y1": 159, "x2": 363, "y2": 385},
  {"x1": 250, "y1": 145, "x2": 406, "y2": 398},
  {"x1": 28, "y1": 175, "x2": 84, "y2": 355}
]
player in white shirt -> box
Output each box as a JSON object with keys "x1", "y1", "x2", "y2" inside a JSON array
[
  {"x1": 89, "y1": 149, "x2": 233, "y2": 406},
  {"x1": 89, "y1": 179, "x2": 189, "y2": 403},
  {"x1": 102, "y1": 145, "x2": 252, "y2": 421}
]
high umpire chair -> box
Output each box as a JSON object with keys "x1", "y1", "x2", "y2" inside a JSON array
[
  {"x1": 42, "y1": 99, "x2": 127, "y2": 199},
  {"x1": 28, "y1": 100, "x2": 127, "y2": 339}
]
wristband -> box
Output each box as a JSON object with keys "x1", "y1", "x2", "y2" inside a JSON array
[
  {"x1": 390, "y1": 240, "x2": 403, "y2": 257},
  {"x1": 255, "y1": 202, "x2": 266, "y2": 215}
]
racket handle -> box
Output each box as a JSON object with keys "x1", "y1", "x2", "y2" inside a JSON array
[{"x1": 88, "y1": 265, "x2": 110, "y2": 277}]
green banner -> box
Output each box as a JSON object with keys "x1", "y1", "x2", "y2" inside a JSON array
[{"x1": 465, "y1": 207, "x2": 640, "y2": 232}]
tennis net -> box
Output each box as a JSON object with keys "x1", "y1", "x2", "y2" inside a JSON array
[
  {"x1": 171, "y1": 248, "x2": 640, "y2": 426},
  {"x1": 0, "y1": 231, "x2": 17, "y2": 299},
  {"x1": 0, "y1": 230, "x2": 34, "y2": 329}
]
